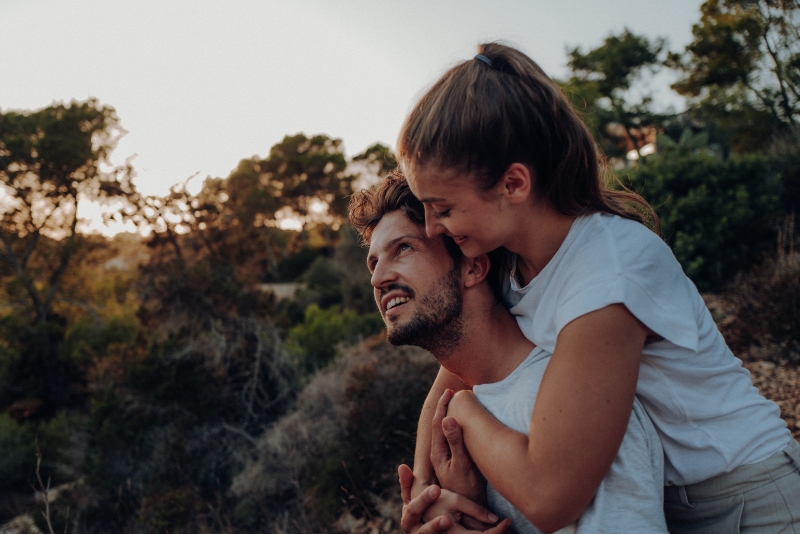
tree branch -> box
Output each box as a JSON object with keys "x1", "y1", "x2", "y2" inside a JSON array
[
  {"x1": 762, "y1": 29, "x2": 797, "y2": 123},
  {"x1": 42, "y1": 203, "x2": 80, "y2": 321}
]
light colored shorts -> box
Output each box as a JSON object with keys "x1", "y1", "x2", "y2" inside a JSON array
[{"x1": 664, "y1": 439, "x2": 800, "y2": 533}]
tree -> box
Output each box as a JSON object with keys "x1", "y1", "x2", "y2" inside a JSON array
[
  {"x1": 350, "y1": 142, "x2": 398, "y2": 189},
  {"x1": 0, "y1": 98, "x2": 135, "y2": 407},
  {"x1": 249, "y1": 133, "x2": 352, "y2": 221},
  {"x1": 671, "y1": 0, "x2": 800, "y2": 151},
  {"x1": 564, "y1": 29, "x2": 666, "y2": 161}
]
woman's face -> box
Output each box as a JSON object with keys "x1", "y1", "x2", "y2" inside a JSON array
[{"x1": 406, "y1": 166, "x2": 510, "y2": 258}]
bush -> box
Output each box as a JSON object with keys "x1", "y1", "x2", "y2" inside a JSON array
[
  {"x1": 0, "y1": 411, "x2": 72, "y2": 492},
  {"x1": 78, "y1": 316, "x2": 297, "y2": 531},
  {"x1": 625, "y1": 147, "x2": 784, "y2": 290},
  {"x1": 232, "y1": 339, "x2": 439, "y2": 530},
  {"x1": 722, "y1": 222, "x2": 800, "y2": 363},
  {"x1": 287, "y1": 304, "x2": 383, "y2": 373}
]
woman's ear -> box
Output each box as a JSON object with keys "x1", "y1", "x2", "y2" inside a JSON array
[
  {"x1": 501, "y1": 163, "x2": 532, "y2": 204},
  {"x1": 463, "y1": 254, "x2": 491, "y2": 288}
]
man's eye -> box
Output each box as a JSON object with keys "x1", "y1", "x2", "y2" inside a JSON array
[{"x1": 398, "y1": 243, "x2": 411, "y2": 252}]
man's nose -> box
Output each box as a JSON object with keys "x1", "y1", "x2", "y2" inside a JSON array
[
  {"x1": 424, "y1": 207, "x2": 446, "y2": 238},
  {"x1": 370, "y1": 257, "x2": 396, "y2": 289}
]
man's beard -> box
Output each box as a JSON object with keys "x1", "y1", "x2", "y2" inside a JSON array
[{"x1": 385, "y1": 265, "x2": 463, "y2": 360}]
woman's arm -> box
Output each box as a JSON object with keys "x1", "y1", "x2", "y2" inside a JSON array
[
  {"x1": 411, "y1": 366, "x2": 469, "y2": 498},
  {"x1": 447, "y1": 304, "x2": 647, "y2": 533}
]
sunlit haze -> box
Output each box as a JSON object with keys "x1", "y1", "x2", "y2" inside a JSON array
[{"x1": 2, "y1": 0, "x2": 704, "y2": 235}]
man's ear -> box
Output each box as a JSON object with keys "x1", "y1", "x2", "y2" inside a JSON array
[
  {"x1": 501, "y1": 163, "x2": 533, "y2": 204},
  {"x1": 462, "y1": 254, "x2": 491, "y2": 288}
]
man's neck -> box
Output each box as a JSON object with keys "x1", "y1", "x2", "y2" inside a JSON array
[{"x1": 435, "y1": 301, "x2": 534, "y2": 388}]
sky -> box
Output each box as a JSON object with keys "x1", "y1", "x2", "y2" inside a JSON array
[{"x1": 1, "y1": 0, "x2": 705, "y2": 234}]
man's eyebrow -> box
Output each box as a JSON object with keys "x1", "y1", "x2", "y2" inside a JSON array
[{"x1": 367, "y1": 234, "x2": 424, "y2": 262}]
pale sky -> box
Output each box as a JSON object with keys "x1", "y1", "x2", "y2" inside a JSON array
[{"x1": 2, "y1": 0, "x2": 704, "y2": 233}]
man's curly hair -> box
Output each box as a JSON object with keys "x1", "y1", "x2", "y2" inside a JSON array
[{"x1": 349, "y1": 172, "x2": 424, "y2": 245}]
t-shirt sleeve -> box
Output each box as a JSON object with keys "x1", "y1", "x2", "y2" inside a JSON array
[{"x1": 553, "y1": 224, "x2": 701, "y2": 353}]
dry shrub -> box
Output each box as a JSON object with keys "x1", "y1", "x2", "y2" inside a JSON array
[
  {"x1": 722, "y1": 217, "x2": 800, "y2": 364},
  {"x1": 231, "y1": 337, "x2": 439, "y2": 532},
  {"x1": 743, "y1": 360, "x2": 800, "y2": 439}
]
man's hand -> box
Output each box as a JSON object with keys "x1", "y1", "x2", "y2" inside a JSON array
[
  {"x1": 431, "y1": 389, "x2": 486, "y2": 504},
  {"x1": 399, "y1": 464, "x2": 509, "y2": 534}
]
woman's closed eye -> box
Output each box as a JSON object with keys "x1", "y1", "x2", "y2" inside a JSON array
[{"x1": 433, "y1": 209, "x2": 451, "y2": 219}]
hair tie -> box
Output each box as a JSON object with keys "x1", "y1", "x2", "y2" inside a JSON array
[{"x1": 474, "y1": 54, "x2": 493, "y2": 68}]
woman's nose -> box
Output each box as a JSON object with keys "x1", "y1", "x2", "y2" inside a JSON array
[{"x1": 424, "y1": 207, "x2": 446, "y2": 238}]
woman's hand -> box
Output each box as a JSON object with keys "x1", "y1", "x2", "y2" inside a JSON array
[
  {"x1": 431, "y1": 389, "x2": 486, "y2": 505},
  {"x1": 399, "y1": 464, "x2": 509, "y2": 534}
]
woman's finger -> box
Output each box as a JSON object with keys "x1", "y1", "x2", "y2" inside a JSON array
[
  {"x1": 400, "y1": 485, "x2": 441, "y2": 532},
  {"x1": 448, "y1": 492, "x2": 499, "y2": 524},
  {"x1": 416, "y1": 515, "x2": 453, "y2": 534}
]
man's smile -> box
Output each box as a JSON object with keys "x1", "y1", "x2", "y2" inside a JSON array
[
  {"x1": 386, "y1": 296, "x2": 410, "y2": 310},
  {"x1": 379, "y1": 285, "x2": 415, "y2": 318}
]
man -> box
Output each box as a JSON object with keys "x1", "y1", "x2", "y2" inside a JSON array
[{"x1": 348, "y1": 174, "x2": 666, "y2": 534}]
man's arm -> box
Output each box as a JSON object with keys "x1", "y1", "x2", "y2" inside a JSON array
[
  {"x1": 412, "y1": 365, "x2": 469, "y2": 497},
  {"x1": 445, "y1": 305, "x2": 647, "y2": 533}
]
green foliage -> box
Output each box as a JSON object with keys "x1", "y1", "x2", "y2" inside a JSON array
[
  {"x1": 60, "y1": 315, "x2": 138, "y2": 379},
  {"x1": 275, "y1": 246, "x2": 322, "y2": 282},
  {"x1": 625, "y1": 139, "x2": 783, "y2": 290},
  {"x1": 335, "y1": 224, "x2": 376, "y2": 314},
  {"x1": 768, "y1": 127, "x2": 800, "y2": 213},
  {"x1": 287, "y1": 304, "x2": 382, "y2": 373},
  {"x1": 72, "y1": 314, "x2": 297, "y2": 531},
  {"x1": 230, "y1": 133, "x2": 353, "y2": 223},
  {"x1": 0, "y1": 411, "x2": 71, "y2": 491}
]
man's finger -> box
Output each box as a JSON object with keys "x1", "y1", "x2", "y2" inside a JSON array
[
  {"x1": 400, "y1": 485, "x2": 441, "y2": 532},
  {"x1": 398, "y1": 464, "x2": 414, "y2": 505},
  {"x1": 430, "y1": 390, "x2": 454, "y2": 467}
]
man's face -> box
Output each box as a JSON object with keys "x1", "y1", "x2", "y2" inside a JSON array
[{"x1": 367, "y1": 211, "x2": 464, "y2": 355}]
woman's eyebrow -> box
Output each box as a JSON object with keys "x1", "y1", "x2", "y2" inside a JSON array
[{"x1": 417, "y1": 196, "x2": 445, "y2": 203}]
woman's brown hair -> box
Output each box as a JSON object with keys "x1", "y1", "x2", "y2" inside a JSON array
[{"x1": 397, "y1": 42, "x2": 659, "y2": 232}]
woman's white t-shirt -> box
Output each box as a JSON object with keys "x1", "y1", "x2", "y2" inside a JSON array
[
  {"x1": 474, "y1": 347, "x2": 667, "y2": 534},
  {"x1": 503, "y1": 212, "x2": 791, "y2": 486}
]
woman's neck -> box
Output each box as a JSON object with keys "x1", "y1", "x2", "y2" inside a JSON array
[{"x1": 507, "y1": 201, "x2": 576, "y2": 286}]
